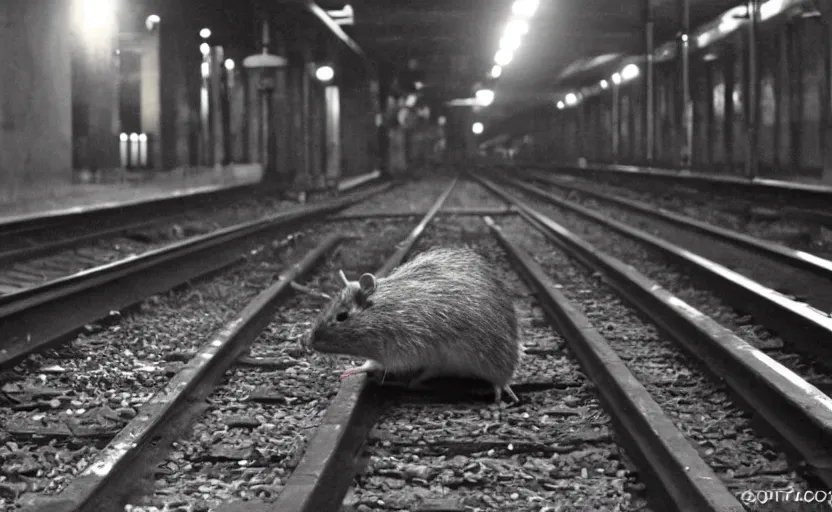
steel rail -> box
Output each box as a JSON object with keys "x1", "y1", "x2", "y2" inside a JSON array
[
  {"x1": 475, "y1": 174, "x2": 832, "y2": 487},
  {"x1": 0, "y1": 183, "x2": 391, "y2": 369},
  {"x1": 484, "y1": 215, "x2": 745, "y2": 512},
  {"x1": 21, "y1": 233, "x2": 347, "y2": 512},
  {"x1": 261, "y1": 177, "x2": 459, "y2": 512},
  {"x1": 496, "y1": 176, "x2": 832, "y2": 362}
]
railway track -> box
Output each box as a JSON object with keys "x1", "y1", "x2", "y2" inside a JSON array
[
  {"x1": 0, "y1": 184, "x2": 267, "y2": 270},
  {"x1": 9, "y1": 176, "x2": 832, "y2": 511},
  {"x1": 0, "y1": 182, "x2": 391, "y2": 370},
  {"x1": 521, "y1": 162, "x2": 832, "y2": 211},
  {"x1": 0, "y1": 173, "x2": 384, "y2": 292},
  {"x1": 521, "y1": 171, "x2": 832, "y2": 258}
]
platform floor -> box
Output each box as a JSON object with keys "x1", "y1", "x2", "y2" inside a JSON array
[{"x1": 0, "y1": 165, "x2": 263, "y2": 220}]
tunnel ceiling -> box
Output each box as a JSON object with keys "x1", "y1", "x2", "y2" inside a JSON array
[{"x1": 317, "y1": 0, "x2": 750, "y2": 124}]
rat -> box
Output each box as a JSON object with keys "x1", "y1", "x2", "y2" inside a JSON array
[{"x1": 303, "y1": 247, "x2": 520, "y2": 404}]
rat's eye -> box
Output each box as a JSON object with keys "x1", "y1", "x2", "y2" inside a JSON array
[{"x1": 336, "y1": 311, "x2": 349, "y2": 322}]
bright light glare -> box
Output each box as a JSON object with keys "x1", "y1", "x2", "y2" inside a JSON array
[
  {"x1": 476, "y1": 89, "x2": 495, "y2": 107},
  {"x1": 75, "y1": 0, "x2": 115, "y2": 32},
  {"x1": 138, "y1": 133, "x2": 147, "y2": 142},
  {"x1": 761, "y1": 0, "x2": 785, "y2": 21},
  {"x1": 611, "y1": 73, "x2": 622, "y2": 84},
  {"x1": 315, "y1": 65, "x2": 335, "y2": 81},
  {"x1": 718, "y1": 18, "x2": 741, "y2": 33},
  {"x1": 200, "y1": 28, "x2": 212, "y2": 39},
  {"x1": 494, "y1": 49, "x2": 513, "y2": 66},
  {"x1": 414, "y1": 81, "x2": 424, "y2": 90},
  {"x1": 565, "y1": 93, "x2": 578, "y2": 106},
  {"x1": 201, "y1": 61, "x2": 210, "y2": 78},
  {"x1": 621, "y1": 64, "x2": 639, "y2": 80},
  {"x1": 145, "y1": 14, "x2": 160, "y2": 31},
  {"x1": 512, "y1": 0, "x2": 539, "y2": 17},
  {"x1": 472, "y1": 122, "x2": 484, "y2": 135},
  {"x1": 505, "y1": 19, "x2": 529, "y2": 37},
  {"x1": 557, "y1": 101, "x2": 565, "y2": 109},
  {"x1": 599, "y1": 79, "x2": 609, "y2": 89},
  {"x1": 438, "y1": 116, "x2": 447, "y2": 126},
  {"x1": 129, "y1": 133, "x2": 139, "y2": 141},
  {"x1": 200, "y1": 43, "x2": 210, "y2": 55},
  {"x1": 491, "y1": 65, "x2": 502, "y2": 78},
  {"x1": 500, "y1": 34, "x2": 522, "y2": 51},
  {"x1": 119, "y1": 133, "x2": 128, "y2": 142},
  {"x1": 224, "y1": 59, "x2": 235, "y2": 70}
]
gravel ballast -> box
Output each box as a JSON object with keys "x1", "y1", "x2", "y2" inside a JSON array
[
  {"x1": 509, "y1": 187, "x2": 832, "y2": 396},
  {"x1": 128, "y1": 218, "x2": 421, "y2": 511},
  {"x1": 336, "y1": 179, "x2": 456, "y2": 216},
  {"x1": 496, "y1": 202, "x2": 816, "y2": 501},
  {"x1": 1, "y1": 194, "x2": 303, "y2": 292},
  {"x1": 533, "y1": 182, "x2": 832, "y2": 314},
  {"x1": 1, "y1": 218, "x2": 353, "y2": 509},
  {"x1": 537, "y1": 174, "x2": 832, "y2": 260},
  {"x1": 346, "y1": 216, "x2": 652, "y2": 512}
]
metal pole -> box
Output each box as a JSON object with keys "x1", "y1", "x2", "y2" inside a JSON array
[
  {"x1": 646, "y1": 0, "x2": 655, "y2": 164},
  {"x1": 747, "y1": 0, "x2": 760, "y2": 177},
  {"x1": 257, "y1": 18, "x2": 276, "y2": 180},
  {"x1": 612, "y1": 82, "x2": 620, "y2": 163},
  {"x1": 680, "y1": 0, "x2": 692, "y2": 168}
]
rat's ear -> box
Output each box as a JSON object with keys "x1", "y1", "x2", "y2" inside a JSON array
[
  {"x1": 358, "y1": 273, "x2": 376, "y2": 296},
  {"x1": 338, "y1": 269, "x2": 349, "y2": 286}
]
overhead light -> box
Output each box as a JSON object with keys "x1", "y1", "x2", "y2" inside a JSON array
[
  {"x1": 565, "y1": 93, "x2": 577, "y2": 105},
  {"x1": 224, "y1": 59, "x2": 235, "y2": 70},
  {"x1": 557, "y1": 101, "x2": 565, "y2": 109},
  {"x1": 494, "y1": 49, "x2": 513, "y2": 66},
  {"x1": 472, "y1": 122, "x2": 484, "y2": 134},
  {"x1": 199, "y1": 28, "x2": 211, "y2": 39},
  {"x1": 499, "y1": 34, "x2": 522, "y2": 52},
  {"x1": 611, "y1": 72, "x2": 622, "y2": 84},
  {"x1": 599, "y1": 79, "x2": 609, "y2": 89},
  {"x1": 621, "y1": 64, "x2": 639, "y2": 80},
  {"x1": 491, "y1": 65, "x2": 502, "y2": 78},
  {"x1": 505, "y1": 19, "x2": 529, "y2": 37},
  {"x1": 476, "y1": 89, "x2": 495, "y2": 107},
  {"x1": 200, "y1": 42, "x2": 210, "y2": 56},
  {"x1": 512, "y1": 0, "x2": 539, "y2": 17},
  {"x1": 315, "y1": 65, "x2": 335, "y2": 82},
  {"x1": 145, "y1": 14, "x2": 160, "y2": 31}
]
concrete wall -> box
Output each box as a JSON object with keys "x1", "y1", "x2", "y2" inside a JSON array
[{"x1": 0, "y1": 0, "x2": 73, "y2": 202}]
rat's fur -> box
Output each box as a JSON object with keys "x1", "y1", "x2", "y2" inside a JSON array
[{"x1": 305, "y1": 247, "x2": 520, "y2": 403}]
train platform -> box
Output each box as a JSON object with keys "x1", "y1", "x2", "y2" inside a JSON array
[{"x1": 0, "y1": 165, "x2": 263, "y2": 222}]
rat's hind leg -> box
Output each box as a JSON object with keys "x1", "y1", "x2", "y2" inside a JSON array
[
  {"x1": 492, "y1": 384, "x2": 519, "y2": 406},
  {"x1": 503, "y1": 384, "x2": 519, "y2": 404},
  {"x1": 341, "y1": 359, "x2": 383, "y2": 380}
]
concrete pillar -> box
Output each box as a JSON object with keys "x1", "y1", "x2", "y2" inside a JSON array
[
  {"x1": 71, "y1": 0, "x2": 120, "y2": 176},
  {"x1": 139, "y1": 28, "x2": 162, "y2": 170},
  {"x1": 0, "y1": 0, "x2": 73, "y2": 201},
  {"x1": 339, "y1": 63, "x2": 375, "y2": 178},
  {"x1": 210, "y1": 45, "x2": 225, "y2": 167},
  {"x1": 227, "y1": 59, "x2": 247, "y2": 163},
  {"x1": 294, "y1": 33, "x2": 313, "y2": 191},
  {"x1": 324, "y1": 85, "x2": 341, "y2": 183},
  {"x1": 820, "y1": 1, "x2": 832, "y2": 181},
  {"x1": 309, "y1": 73, "x2": 325, "y2": 189},
  {"x1": 156, "y1": 5, "x2": 201, "y2": 170}
]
